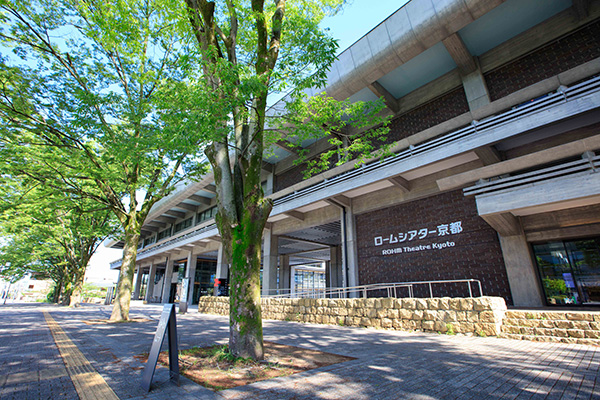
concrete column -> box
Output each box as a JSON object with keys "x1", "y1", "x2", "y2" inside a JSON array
[
  {"x1": 144, "y1": 261, "x2": 156, "y2": 303},
  {"x1": 132, "y1": 265, "x2": 143, "y2": 300},
  {"x1": 279, "y1": 255, "x2": 291, "y2": 293},
  {"x1": 179, "y1": 251, "x2": 195, "y2": 313},
  {"x1": 498, "y1": 233, "x2": 544, "y2": 307},
  {"x1": 341, "y1": 207, "x2": 360, "y2": 296},
  {"x1": 186, "y1": 253, "x2": 198, "y2": 305},
  {"x1": 329, "y1": 246, "x2": 343, "y2": 289},
  {"x1": 262, "y1": 229, "x2": 278, "y2": 296},
  {"x1": 265, "y1": 172, "x2": 274, "y2": 196},
  {"x1": 215, "y1": 244, "x2": 229, "y2": 279},
  {"x1": 214, "y1": 244, "x2": 229, "y2": 295},
  {"x1": 161, "y1": 256, "x2": 175, "y2": 303},
  {"x1": 462, "y1": 68, "x2": 491, "y2": 111}
]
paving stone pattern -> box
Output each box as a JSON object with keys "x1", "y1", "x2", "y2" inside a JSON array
[
  {"x1": 0, "y1": 304, "x2": 78, "y2": 399},
  {"x1": 1, "y1": 302, "x2": 599, "y2": 399}
]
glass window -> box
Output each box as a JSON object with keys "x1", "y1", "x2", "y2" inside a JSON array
[
  {"x1": 157, "y1": 227, "x2": 172, "y2": 241},
  {"x1": 174, "y1": 217, "x2": 193, "y2": 233},
  {"x1": 196, "y1": 206, "x2": 217, "y2": 225},
  {"x1": 293, "y1": 268, "x2": 326, "y2": 295},
  {"x1": 533, "y1": 237, "x2": 600, "y2": 305}
]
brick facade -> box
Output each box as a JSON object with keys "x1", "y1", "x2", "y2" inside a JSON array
[
  {"x1": 274, "y1": 87, "x2": 469, "y2": 192},
  {"x1": 384, "y1": 87, "x2": 469, "y2": 145},
  {"x1": 356, "y1": 190, "x2": 513, "y2": 305},
  {"x1": 273, "y1": 21, "x2": 600, "y2": 194},
  {"x1": 486, "y1": 20, "x2": 600, "y2": 102}
]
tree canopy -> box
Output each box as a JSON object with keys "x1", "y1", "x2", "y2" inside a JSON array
[
  {"x1": 184, "y1": 0, "x2": 390, "y2": 359},
  {"x1": 0, "y1": 0, "x2": 213, "y2": 319},
  {"x1": 0, "y1": 0, "x2": 391, "y2": 357},
  {"x1": 0, "y1": 176, "x2": 116, "y2": 304}
]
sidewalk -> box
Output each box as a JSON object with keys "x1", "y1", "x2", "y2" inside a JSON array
[{"x1": 1, "y1": 302, "x2": 598, "y2": 399}]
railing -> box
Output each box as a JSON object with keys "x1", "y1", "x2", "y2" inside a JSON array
[
  {"x1": 264, "y1": 279, "x2": 483, "y2": 299},
  {"x1": 463, "y1": 153, "x2": 599, "y2": 197},
  {"x1": 273, "y1": 75, "x2": 600, "y2": 207},
  {"x1": 114, "y1": 75, "x2": 600, "y2": 268}
]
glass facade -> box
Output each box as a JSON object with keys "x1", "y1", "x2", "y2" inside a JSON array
[
  {"x1": 294, "y1": 268, "x2": 326, "y2": 294},
  {"x1": 139, "y1": 272, "x2": 149, "y2": 300},
  {"x1": 192, "y1": 259, "x2": 217, "y2": 304},
  {"x1": 533, "y1": 237, "x2": 600, "y2": 306}
]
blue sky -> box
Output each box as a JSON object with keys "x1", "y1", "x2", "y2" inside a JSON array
[{"x1": 322, "y1": 0, "x2": 410, "y2": 53}]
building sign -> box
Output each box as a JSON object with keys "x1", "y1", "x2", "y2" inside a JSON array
[{"x1": 373, "y1": 221, "x2": 463, "y2": 256}]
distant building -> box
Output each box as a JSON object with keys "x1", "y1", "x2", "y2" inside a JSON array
[
  {"x1": 1, "y1": 276, "x2": 53, "y2": 302},
  {"x1": 108, "y1": 0, "x2": 600, "y2": 308}
]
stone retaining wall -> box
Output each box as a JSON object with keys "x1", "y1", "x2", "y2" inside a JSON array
[{"x1": 198, "y1": 296, "x2": 507, "y2": 336}]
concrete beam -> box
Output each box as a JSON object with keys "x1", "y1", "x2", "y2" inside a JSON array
[
  {"x1": 176, "y1": 202, "x2": 198, "y2": 213},
  {"x1": 189, "y1": 195, "x2": 212, "y2": 205},
  {"x1": 274, "y1": 140, "x2": 300, "y2": 155},
  {"x1": 325, "y1": 194, "x2": 352, "y2": 209},
  {"x1": 262, "y1": 162, "x2": 274, "y2": 174},
  {"x1": 474, "y1": 146, "x2": 501, "y2": 166},
  {"x1": 573, "y1": 0, "x2": 590, "y2": 19},
  {"x1": 164, "y1": 209, "x2": 186, "y2": 219},
  {"x1": 146, "y1": 220, "x2": 167, "y2": 228},
  {"x1": 526, "y1": 223, "x2": 600, "y2": 242},
  {"x1": 481, "y1": 213, "x2": 522, "y2": 236},
  {"x1": 283, "y1": 210, "x2": 305, "y2": 221},
  {"x1": 204, "y1": 184, "x2": 217, "y2": 194},
  {"x1": 387, "y1": 176, "x2": 411, "y2": 193},
  {"x1": 285, "y1": 246, "x2": 330, "y2": 257},
  {"x1": 156, "y1": 216, "x2": 176, "y2": 224},
  {"x1": 521, "y1": 203, "x2": 600, "y2": 231},
  {"x1": 280, "y1": 235, "x2": 326, "y2": 247},
  {"x1": 442, "y1": 33, "x2": 477, "y2": 75},
  {"x1": 367, "y1": 81, "x2": 400, "y2": 113},
  {"x1": 437, "y1": 135, "x2": 600, "y2": 191}
]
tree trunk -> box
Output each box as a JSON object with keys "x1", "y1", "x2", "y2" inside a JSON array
[
  {"x1": 110, "y1": 227, "x2": 140, "y2": 321},
  {"x1": 208, "y1": 133, "x2": 272, "y2": 360},
  {"x1": 69, "y1": 279, "x2": 83, "y2": 307},
  {"x1": 226, "y1": 205, "x2": 270, "y2": 359}
]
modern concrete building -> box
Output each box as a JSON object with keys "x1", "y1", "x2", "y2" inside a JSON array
[{"x1": 108, "y1": 0, "x2": 600, "y2": 309}]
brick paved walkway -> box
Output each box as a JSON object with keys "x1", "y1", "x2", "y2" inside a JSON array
[{"x1": 1, "y1": 302, "x2": 598, "y2": 399}]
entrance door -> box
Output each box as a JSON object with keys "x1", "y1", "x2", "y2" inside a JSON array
[
  {"x1": 533, "y1": 237, "x2": 600, "y2": 305},
  {"x1": 169, "y1": 283, "x2": 177, "y2": 303}
]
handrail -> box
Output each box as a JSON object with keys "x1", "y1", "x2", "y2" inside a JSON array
[
  {"x1": 118, "y1": 75, "x2": 600, "y2": 268},
  {"x1": 463, "y1": 154, "x2": 599, "y2": 197},
  {"x1": 273, "y1": 75, "x2": 600, "y2": 207},
  {"x1": 263, "y1": 278, "x2": 483, "y2": 299}
]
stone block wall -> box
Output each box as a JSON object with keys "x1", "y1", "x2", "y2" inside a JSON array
[{"x1": 197, "y1": 296, "x2": 507, "y2": 336}]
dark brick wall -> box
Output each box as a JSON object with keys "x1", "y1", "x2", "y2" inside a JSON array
[
  {"x1": 274, "y1": 88, "x2": 469, "y2": 192},
  {"x1": 274, "y1": 150, "x2": 336, "y2": 193},
  {"x1": 384, "y1": 87, "x2": 469, "y2": 145},
  {"x1": 356, "y1": 190, "x2": 513, "y2": 305},
  {"x1": 486, "y1": 20, "x2": 600, "y2": 102}
]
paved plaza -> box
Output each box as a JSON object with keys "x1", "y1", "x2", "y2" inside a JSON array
[{"x1": 0, "y1": 302, "x2": 599, "y2": 399}]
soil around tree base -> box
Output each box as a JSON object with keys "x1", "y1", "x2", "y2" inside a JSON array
[{"x1": 149, "y1": 341, "x2": 355, "y2": 391}]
